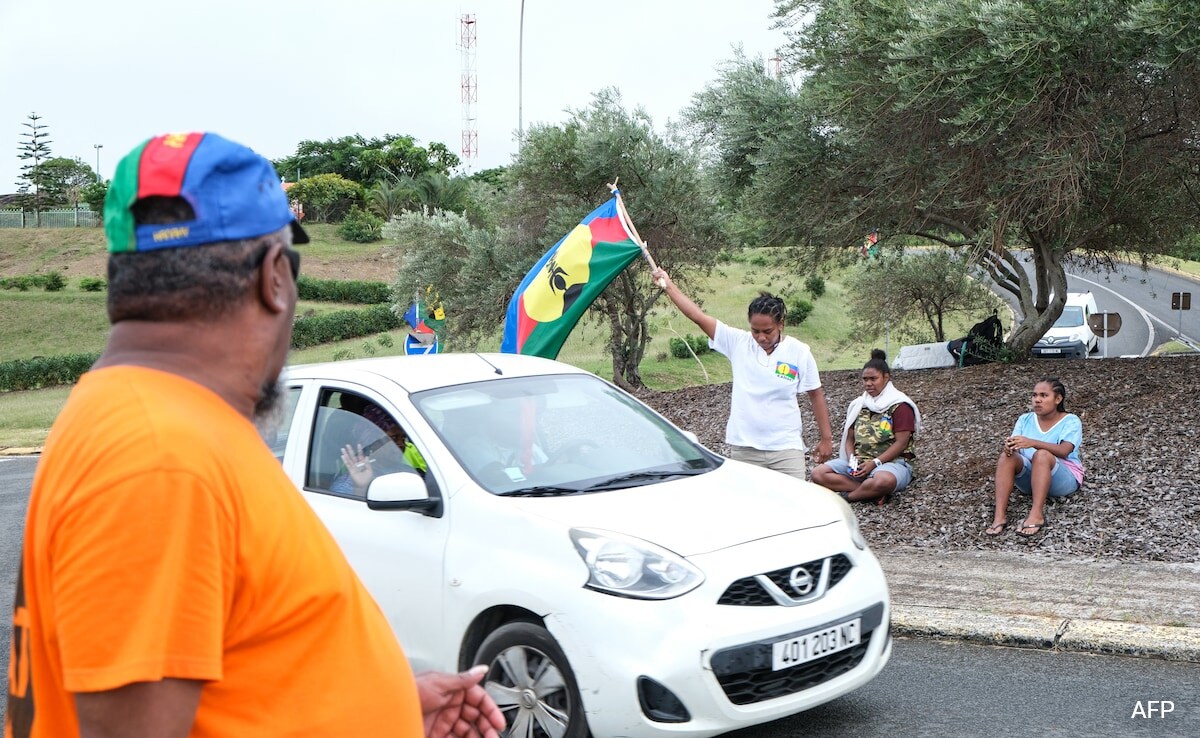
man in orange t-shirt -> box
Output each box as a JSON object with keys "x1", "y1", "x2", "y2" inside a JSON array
[{"x1": 6, "y1": 133, "x2": 504, "y2": 738}]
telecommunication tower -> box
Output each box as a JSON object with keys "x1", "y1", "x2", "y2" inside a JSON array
[
  {"x1": 767, "y1": 53, "x2": 782, "y2": 79},
  {"x1": 459, "y1": 14, "x2": 479, "y2": 169}
]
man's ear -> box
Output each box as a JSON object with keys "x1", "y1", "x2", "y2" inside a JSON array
[{"x1": 257, "y1": 242, "x2": 291, "y2": 314}]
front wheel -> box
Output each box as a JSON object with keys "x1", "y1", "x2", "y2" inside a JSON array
[{"x1": 474, "y1": 621, "x2": 589, "y2": 738}]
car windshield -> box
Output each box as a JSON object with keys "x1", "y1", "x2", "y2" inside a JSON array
[
  {"x1": 1053, "y1": 306, "x2": 1085, "y2": 328},
  {"x1": 414, "y1": 374, "x2": 720, "y2": 495}
]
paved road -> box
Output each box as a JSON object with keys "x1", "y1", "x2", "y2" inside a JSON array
[
  {"x1": 732, "y1": 638, "x2": 1198, "y2": 737},
  {"x1": 1009, "y1": 257, "x2": 1200, "y2": 357}
]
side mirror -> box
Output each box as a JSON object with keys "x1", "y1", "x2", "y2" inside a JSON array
[{"x1": 367, "y1": 471, "x2": 441, "y2": 515}]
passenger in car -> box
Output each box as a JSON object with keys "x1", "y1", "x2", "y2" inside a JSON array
[{"x1": 334, "y1": 404, "x2": 425, "y2": 493}]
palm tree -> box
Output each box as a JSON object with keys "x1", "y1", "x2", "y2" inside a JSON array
[
  {"x1": 368, "y1": 180, "x2": 418, "y2": 220},
  {"x1": 411, "y1": 172, "x2": 470, "y2": 215}
]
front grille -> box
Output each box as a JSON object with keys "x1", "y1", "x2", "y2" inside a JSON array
[
  {"x1": 709, "y1": 602, "x2": 885, "y2": 705},
  {"x1": 718, "y1": 553, "x2": 853, "y2": 606}
]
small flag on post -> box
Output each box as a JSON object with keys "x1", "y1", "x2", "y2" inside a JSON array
[
  {"x1": 500, "y1": 197, "x2": 642, "y2": 358},
  {"x1": 404, "y1": 287, "x2": 446, "y2": 336}
]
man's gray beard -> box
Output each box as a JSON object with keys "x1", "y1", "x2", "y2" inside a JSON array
[{"x1": 253, "y1": 379, "x2": 286, "y2": 436}]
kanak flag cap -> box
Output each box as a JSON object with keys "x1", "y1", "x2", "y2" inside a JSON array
[{"x1": 105, "y1": 132, "x2": 308, "y2": 253}]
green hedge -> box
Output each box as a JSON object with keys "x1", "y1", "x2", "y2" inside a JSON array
[
  {"x1": 0, "y1": 353, "x2": 100, "y2": 391},
  {"x1": 1, "y1": 272, "x2": 68, "y2": 292},
  {"x1": 291, "y1": 304, "x2": 401, "y2": 349},
  {"x1": 296, "y1": 276, "x2": 390, "y2": 304},
  {"x1": 2, "y1": 305, "x2": 402, "y2": 391}
]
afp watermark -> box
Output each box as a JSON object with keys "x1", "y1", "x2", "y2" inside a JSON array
[{"x1": 1131, "y1": 700, "x2": 1175, "y2": 719}]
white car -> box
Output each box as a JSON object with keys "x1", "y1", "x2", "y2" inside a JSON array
[
  {"x1": 269, "y1": 354, "x2": 891, "y2": 738},
  {"x1": 1032, "y1": 291, "x2": 1099, "y2": 358}
]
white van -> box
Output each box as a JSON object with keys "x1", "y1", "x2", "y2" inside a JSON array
[{"x1": 1032, "y1": 291, "x2": 1099, "y2": 358}]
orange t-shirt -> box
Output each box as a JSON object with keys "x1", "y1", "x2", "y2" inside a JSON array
[{"x1": 6, "y1": 367, "x2": 422, "y2": 737}]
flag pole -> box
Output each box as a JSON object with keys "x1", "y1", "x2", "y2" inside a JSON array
[{"x1": 607, "y1": 179, "x2": 665, "y2": 287}]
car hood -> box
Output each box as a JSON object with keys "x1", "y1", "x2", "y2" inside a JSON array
[{"x1": 505, "y1": 459, "x2": 845, "y2": 557}]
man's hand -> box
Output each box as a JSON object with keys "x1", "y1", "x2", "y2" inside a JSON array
[
  {"x1": 813, "y1": 437, "x2": 834, "y2": 464},
  {"x1": 417, "y1": 666, "x2": 506, "y2": 738}
]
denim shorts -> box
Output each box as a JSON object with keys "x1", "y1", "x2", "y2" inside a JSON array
[
  {"x1": 823, "y1": 457, "x2": 914, "y2": 493},
  {"x1": 1013, "y1": 455, "x2": 1079, "y2": 498}
]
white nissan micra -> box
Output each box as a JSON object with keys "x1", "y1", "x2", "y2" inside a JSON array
[{"x1": 269, "y1": 353, "x2": 891, "y2": 738}]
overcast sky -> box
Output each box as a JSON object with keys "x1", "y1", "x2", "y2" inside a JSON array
[{"x1": 1, "y1": 0, "x2": 787, "y2": 192}]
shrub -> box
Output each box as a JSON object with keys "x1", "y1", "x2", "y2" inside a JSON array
[
  {"x1": 290, "y1": 304, "x2": 401, "y2": 349},
  {"x1": 669, "y1": 334, "x2": 711, "y2": 359},
  {"x1": 338, "y1": 205, "x2": 384, "y2": 243},
  {"x1": 43, "y1": 272, "x2": 67, "y2": 292},
  {"x1": 376, "y1": 333, "x2": 394, "y2": 348},
  {"x1": 790, "y1": 298, "x2": 814, "y2": 325},
  {"x1": 296, "y1": 276, "x2": 390, "y2": 304},
  {"x1": 0, "y1": 352, "x2": 100, "y2": 391},
  {"x1": 1, "y1": 275, "x2": 34, "y2": 291},
  {"x1": 805, "y1": 274, "x2": 826, "y2": 299},
  {"x1": 79, "y1": 276, "x2": 107, "y2": 292}
]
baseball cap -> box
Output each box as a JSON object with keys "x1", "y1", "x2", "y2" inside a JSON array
[{"x1": 105, "y1": 132, "x2": 309, "y2": 253}]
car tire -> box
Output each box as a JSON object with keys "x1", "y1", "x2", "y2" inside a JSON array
[{"x1": 475, "y1": 621, "x2": 589, "y2": 738}]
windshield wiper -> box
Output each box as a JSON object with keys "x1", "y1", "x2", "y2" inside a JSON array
[
  {"x1": 584, "y1": 469, "x2": 706, "y2": 491},
  {"x1": 500, "y1": 485, "x2": 589, "y2": 497}
]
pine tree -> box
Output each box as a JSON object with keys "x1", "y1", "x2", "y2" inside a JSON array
[{"x1": 17, "y1": 112, "x2": 53, "y2": 226}]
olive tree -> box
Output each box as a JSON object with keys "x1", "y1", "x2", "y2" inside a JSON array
[
  {"x1": 843, "y1": 249, "x2": 1003, "y2": 343},
  {"x1": 388, "y1": 89, "x2": 723, "y2": 388},
  {"x1": 689, "y1": 1, "x2": 1200, "y2": 355}
]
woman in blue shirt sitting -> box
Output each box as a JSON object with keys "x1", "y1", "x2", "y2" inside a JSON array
[{"x1": 986, "y1": 377, "x2": 1084, "y2": 537}]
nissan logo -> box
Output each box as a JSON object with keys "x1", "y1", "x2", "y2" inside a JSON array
[{"x1": 788, "y1": 566, "x2": 814, "y2": 596}]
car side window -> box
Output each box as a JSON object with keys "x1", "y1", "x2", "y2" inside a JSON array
[
  {"x1": 306, "y1": 389, "x2": 425, "y2": 499},
  {"x1": 259, "y1": 386, "x2": 302, "y2": 462}
]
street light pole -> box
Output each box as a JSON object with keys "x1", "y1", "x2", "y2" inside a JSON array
[
  {"x1": 518, "y1": 0, "x2": 525, "y2": 152},
  {"x1": 93, "y1": 144, "x2": 103, "y2": 182}
]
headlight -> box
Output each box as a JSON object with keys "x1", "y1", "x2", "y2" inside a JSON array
[
  {"x1": 570, "y1": 528, "x2": 704, "y2": 599},
  {"x1": 841, "y1": 501, "x2": 868, "y2": 551}
]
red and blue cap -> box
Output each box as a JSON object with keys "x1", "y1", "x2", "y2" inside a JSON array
[{"x1": 104, "y1": 132, "x2": 308, "y2": 253}]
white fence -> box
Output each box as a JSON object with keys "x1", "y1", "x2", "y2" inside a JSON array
[{"x1": 0, "y1": 208, "x2": 101, "y2": 228}]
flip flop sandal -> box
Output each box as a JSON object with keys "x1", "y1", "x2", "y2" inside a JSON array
[
  {"x1": 1016, "y1": 521, "x2": 1046, "y2": 537},
  {"x1": 984, "y1": 521, "x2": 1008, "y2": 536}
]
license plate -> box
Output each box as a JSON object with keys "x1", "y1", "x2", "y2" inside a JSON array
[
  {"x1": 1040, "y1": 348, "x2": 1061, "y2": 354},
  {"x1": 771, "y1": 618, "x2": 861, "y2": 670}
]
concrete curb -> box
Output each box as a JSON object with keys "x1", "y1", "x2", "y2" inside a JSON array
[
  {"x1": 892, "y1": 604, "x2": 1200, "y2": 662},
  {"x1": 0, "y1": 447, "x2": 41, "y2": 456}
]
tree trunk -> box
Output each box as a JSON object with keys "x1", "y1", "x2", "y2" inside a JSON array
[
  {"x1": 604, "y1": 274, "x2": 648, "y2": 390},
  {"x1": 1007, "y1": 233, "x2": 1069, "y2": 356}
]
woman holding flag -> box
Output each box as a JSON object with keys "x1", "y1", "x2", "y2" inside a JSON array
[{"x1": 651, "y1": 268, "x2": 835, "y2": 479}]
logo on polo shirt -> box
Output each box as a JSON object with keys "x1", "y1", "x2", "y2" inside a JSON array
[{"x1": 774, "y1": 362, "x2": 798, "y2": 380}]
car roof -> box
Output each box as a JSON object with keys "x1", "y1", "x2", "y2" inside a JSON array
[
  {"x1": 1064, "y1": 292, "x2": 1094, "y2": 306},
  {"x1": 283, "y1": 353, "x2": 592, "y2": 394}
]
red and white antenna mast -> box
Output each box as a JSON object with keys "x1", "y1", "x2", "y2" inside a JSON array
[
  {"x1": 459, "y1": 13, "x2": 478, "y2": 171},
  {"x1": 767, "y1": 52, "x2": 782, "y2": 79}
]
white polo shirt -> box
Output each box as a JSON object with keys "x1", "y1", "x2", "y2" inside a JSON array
[{"x1": 711, "y1": 320, "x2": 822, "y2": 451}]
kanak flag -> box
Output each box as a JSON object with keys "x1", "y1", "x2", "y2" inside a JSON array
[{"x1": 500, "y1": 198, "x2": 641, "y2": 358}]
